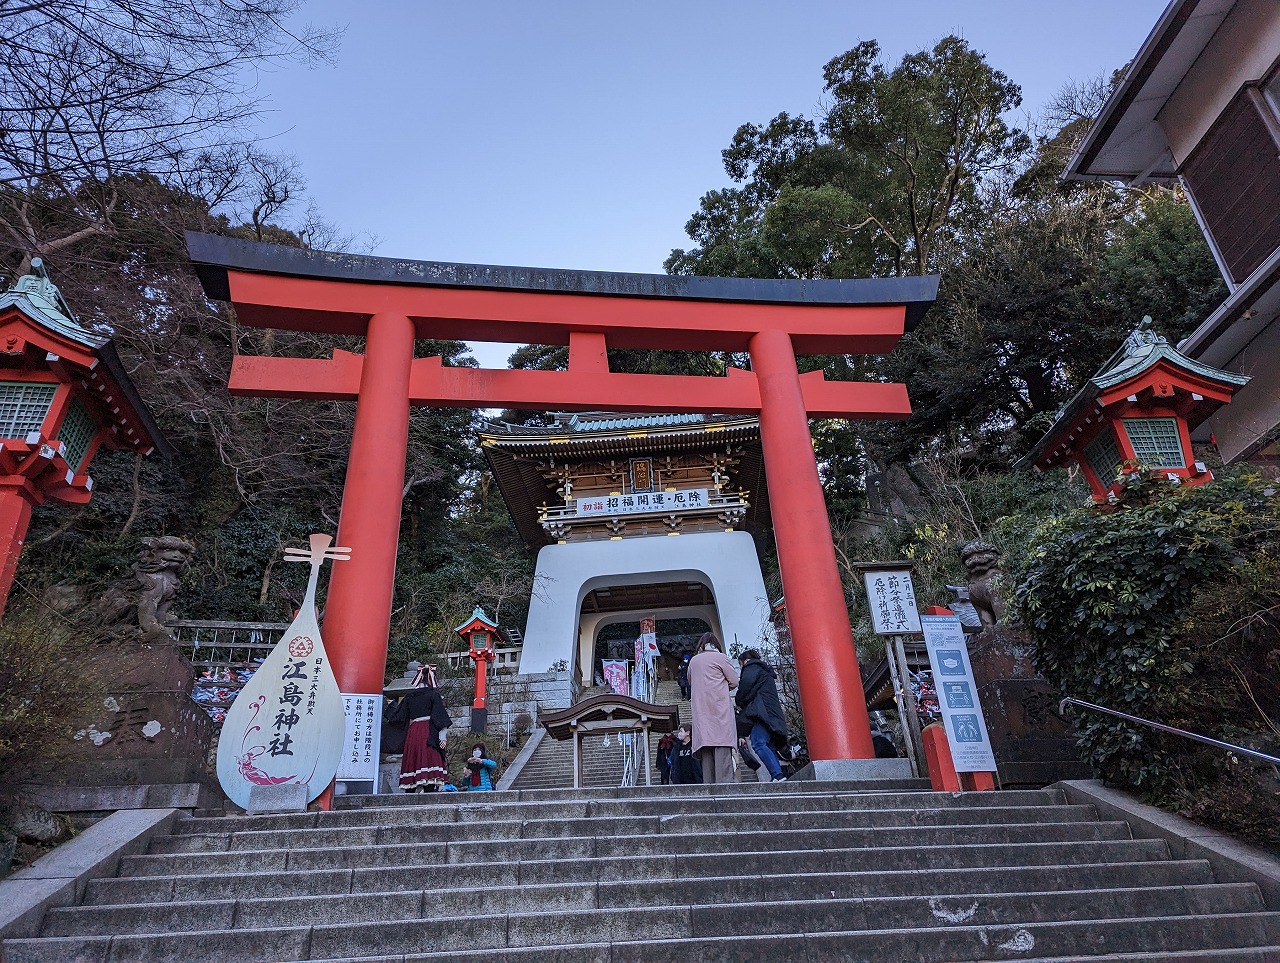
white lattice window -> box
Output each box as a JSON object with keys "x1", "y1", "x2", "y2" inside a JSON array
[
  {"x1": 57, "y1": 400, "x2": 96, "y2": 471},
  {"x1": 1083, "y1": 429, "x2": 1122, "y2": 483},
  {"x1": 0, "y1": 381, "x2": 56, "y2": 439},
  {"x1": 1123, "y1": 417, "x2": 1186, "y2": 469}
]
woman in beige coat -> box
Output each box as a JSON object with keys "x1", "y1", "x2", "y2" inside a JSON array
[{"x1": 688, "y1": 632, "x2": 740, "y2": 783}]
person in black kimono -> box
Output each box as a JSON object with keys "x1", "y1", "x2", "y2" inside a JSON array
[{"x1": 390, "y1": 665, "x2": 452, "y2": 792}]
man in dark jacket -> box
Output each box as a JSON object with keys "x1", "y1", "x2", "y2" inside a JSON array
[{"x1": 735, "y1": 649, "x2": 788, "y2": 782}]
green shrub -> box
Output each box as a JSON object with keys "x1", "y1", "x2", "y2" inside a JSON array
[{"x1": 1010, "y1": 469, "x2": 1280, "y2": 844}]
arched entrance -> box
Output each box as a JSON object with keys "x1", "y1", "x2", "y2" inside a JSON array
[
  {"x1": 577, "y1": 580, "x2": 721, "y2": 686},
  {"x1": 519, "y1": 530, "x2": 776, "y2": 678}
]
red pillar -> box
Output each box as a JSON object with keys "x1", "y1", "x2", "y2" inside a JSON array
[
  {"x1": 748, "y1": 328, "x2": 874, "y2": 761},
  {"x1": 322, "y1": 312, "x2": 415, "y2": 695},
  {"x1": 0, "y1": 488, "x2": 34, "y2": 616}
]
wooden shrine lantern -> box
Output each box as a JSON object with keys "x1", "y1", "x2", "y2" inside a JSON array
[
  {"x1": 0, "y1": 260, "x2": 170, "y2": 613},
  {"x1": 456, "y1": 606, "x2": 499, "y2": 733},
  {"x1": 1019, "y1": 322, "x2": 1249, "y2": 504}
]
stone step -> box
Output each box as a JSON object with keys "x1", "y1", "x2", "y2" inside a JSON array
[
  {"x1": 41, "y1": 883, "x2": 1264, "y2": 939},
  {"x1": 330, "y1": 782, "x2": 1054, "y2": 811},
  {"x1": 295, "y1": 950, "x2": 1280, "y2": 963},
  {"x1": 114, "y1": 835, "x2": 1170, "y2": 886},
  {"x1": 13, "y1": 907, "x2": 1280, "y2": 962},
  {"x1": 83, "y1": 857, "x2": 1218, "y2": 910},
  {"x1": 173, "y1": 786, "x2": 1066, "y2": 836},
  {"x1": 152, "y1": 803, "x2": 1105, "y2": 853},
  {"x1": 117, "y1": 819, "x2": 1137, "y2": 877}
]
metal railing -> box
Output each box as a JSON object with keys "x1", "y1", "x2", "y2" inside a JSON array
[{"x1": 1060, "y1": 697, "x2": 1280, "y2": 766}]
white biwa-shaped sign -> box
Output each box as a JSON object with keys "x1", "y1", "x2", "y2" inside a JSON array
[{"x1": 216, "y1": 534, "x2": 350, "y2": 809}]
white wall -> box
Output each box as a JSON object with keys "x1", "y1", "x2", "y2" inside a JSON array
[
  {"x1": 1158, "y1": 0, "x2": 1280, "y2": 164},
  {"x1": 518, "y1": 530, "x2": 777, "y2": 676}
]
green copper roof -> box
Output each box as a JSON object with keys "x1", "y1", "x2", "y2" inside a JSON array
[
  {"x1": 453, "y1": 605, "x2": 497, "y2": 634},
  {"x1": 0, "y1": 258, "x2": 107, "y2": 349},
  {"x1": 1016, "y1": 318, "x2": 1250, "y2": 471},
  {"x1": 1091, "y1": 325, "x2": 1250, "y2": 392},
  {"x1": 480, "y1": 411, "x2": 756, "y2": 437}
]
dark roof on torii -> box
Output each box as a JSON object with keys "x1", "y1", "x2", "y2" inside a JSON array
[
  {"x1": 185, "y1": 231, "x2": 939, "y2": 327},
  {"x1": 479, "y1": 412, "x2": 768, "y2": 546}
]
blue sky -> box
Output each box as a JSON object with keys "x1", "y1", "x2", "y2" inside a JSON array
[{"x1": 256, "y1": 1, "x2": 1169, "y2": 365}]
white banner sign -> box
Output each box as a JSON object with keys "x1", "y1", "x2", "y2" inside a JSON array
[
  {"x1": 339, "y1": 694, "x2": 382, "y2": 782},
  {"x1": 216, "y1": 535, "x2": 349, "y2": 809},
  {"x1": 921, "y1": 614, "x2": 997, "y2": 773},
  {"x1": 864, "y1": 569, "x2": 922, "y2": 635},
  {"x1": 576, "y1": 488, "x2": 709, "y2": 516}
]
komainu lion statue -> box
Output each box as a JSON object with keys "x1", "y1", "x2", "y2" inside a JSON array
[
  {"x1": 91, "y1": 536, "x2": 196, "y2": 641},
  {"x1": 960, "y1": 539, "x2": 1005, "y2": 628}
]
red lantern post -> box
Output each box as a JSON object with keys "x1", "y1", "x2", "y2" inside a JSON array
[{"x1": 456, "y1": 606, "x2": 500, "y2": 733}]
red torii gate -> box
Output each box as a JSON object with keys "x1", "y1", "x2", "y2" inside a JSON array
[{"x1": 187, "y1": 232, "x2": 938, "y2": 762}]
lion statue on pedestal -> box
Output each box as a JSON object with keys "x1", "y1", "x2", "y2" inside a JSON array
[{"x1": 90, "y1": 536, "x2": 195, "y2": 641}]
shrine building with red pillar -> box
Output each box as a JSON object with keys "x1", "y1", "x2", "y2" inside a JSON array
[
  {"x1": 0, "y1": 260, "x2": 170, "y2": 613},
  {"x1": 1018, "y1": 323, "x2": 1249, "y2": 502},
  {"x1": 480, "y1": 411, "x2": 776, "y2": 683}
]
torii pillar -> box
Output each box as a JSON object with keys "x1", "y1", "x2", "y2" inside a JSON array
[{"x1": 186, "y1": 231, "x2": 939, "y2": 762}]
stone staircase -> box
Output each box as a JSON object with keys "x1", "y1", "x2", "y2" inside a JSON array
[{"x1": 5, "y1": 781, "x2": 1280, "y2": 962}]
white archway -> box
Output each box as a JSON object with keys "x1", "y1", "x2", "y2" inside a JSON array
[{"x1": 519, "y1": 530, "x2": 776, "y2": 675}]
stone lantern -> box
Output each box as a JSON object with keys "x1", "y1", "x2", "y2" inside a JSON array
[
  {"x1": 0, "y1": 260, "x2": 170, "y2": 612},
  {"x1": 456, "y1": 606, "x2": 499, "y2": 733},
  {"x1": 1018, "y1": 322, "x2": 1249, "y2": 504}
]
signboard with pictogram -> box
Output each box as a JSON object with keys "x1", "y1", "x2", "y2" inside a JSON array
[{"x1": 920, "y1": 613, "x2": 997, "y2": 773}]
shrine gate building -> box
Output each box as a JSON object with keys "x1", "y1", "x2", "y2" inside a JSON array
[{"x1": 480, "y1": 411, "x2": 776, "y2": 680}]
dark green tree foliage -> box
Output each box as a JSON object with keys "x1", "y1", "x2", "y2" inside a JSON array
[
  {"x1": 1010, "y1": 471, "x2": 1280, "y2": 844},
  {"x1": 667, "y1": 38, "x2": 1028, "y2": 280},
  {"x1": 0, "y1": 172, "x2": 532, "y2": 659},
  {"x1": 666, "y1": 39, "x2": 1225, "y2": 474}
]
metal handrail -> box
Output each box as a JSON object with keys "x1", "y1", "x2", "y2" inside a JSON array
[{"x1": 1060, "y1": 697, "x2": 1280, "y2": 766}]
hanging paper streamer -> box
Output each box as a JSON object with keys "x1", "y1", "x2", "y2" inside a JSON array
[
  {"x1": 216, "y1": 534, "x2": 350, "y2": 809},
  {"x1": 630, "y1": 617, "x2": 659, "y2": 702}
]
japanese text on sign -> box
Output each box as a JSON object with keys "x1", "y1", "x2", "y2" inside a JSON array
[
  {"x1": 576, "y1": 488, "x2": 709, "y2": 517},
  {"x1": 339, "y1": 693, "x2": 382, "y2": 782},
  {"x1": 864, "y1": 569, "x2": 922, "y2": 635}
]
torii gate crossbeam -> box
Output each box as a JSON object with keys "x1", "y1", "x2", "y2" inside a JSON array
[{"x1": 187, "y1": 232, "x2": 939, "y2": 763}]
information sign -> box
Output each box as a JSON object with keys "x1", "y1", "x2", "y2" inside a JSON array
[
  {"x1": 576, "y1": 488, "x2": 709, "y2": 517},
  {"x1": 339, "y1": 693, "x2": 382, "y2": 783},
  {"x1": 216, "y1": 535, "x2": 348, "y2": 809},
  {"x1": 920, "y1": 614, "x2": 997, "y2": 773},
  {"x1": 864, "y1": 569, "x2": 922, "y2": 635}
]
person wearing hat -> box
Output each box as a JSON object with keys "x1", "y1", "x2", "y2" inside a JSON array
[
  {"x1": 390, "y1": 664, "x2": 452, "y2": 792},
  {"x1": 677, "y1": 653, "x2": 692, "y2": 700}
]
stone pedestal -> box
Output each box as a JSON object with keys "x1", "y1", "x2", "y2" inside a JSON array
[
  {"x1": 967, "y1": 626, "x2": 1091, "y2": 787},
  {"x1": 790, "y1": 758, "x2": 920, "y2": 784},
  {"x1": 29, "y1": 642, "x2": 215, "y2": 788}
]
